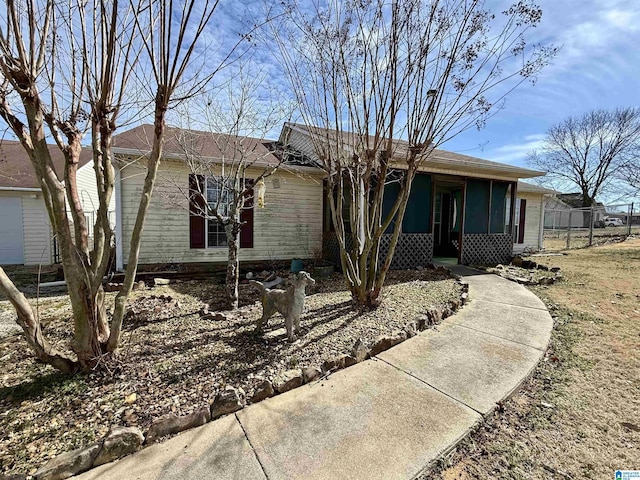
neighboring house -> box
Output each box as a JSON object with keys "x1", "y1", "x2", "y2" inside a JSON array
[
  {"x1": 0, "y1": 141, "x2": 110, "y2": 266},
  {"x1": 544, "y1": 194, "x2": 606, "y2": 229},
  {"x1": 280, "y1": 123, "x2": 548, "y2": 266},
  {"x1": 514, "y1": 182, "x2": 557, "y2": 254}
]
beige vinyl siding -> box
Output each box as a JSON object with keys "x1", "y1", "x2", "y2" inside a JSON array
[
  {"x1": 22, "y1": 194, "x2": 52, "y2": 265},
  {"x1": 75, "y1": 162, "x2": 116, "y2": 225},
  {"x1": 514, "y1": 192, "x2": 543, "y2": 254},
  {"x1": 0, "y1": 191, "x2": 52, "y2": 265},
  {"x1": 119, "y1": 159, "x2": 324, "y2": 265}
]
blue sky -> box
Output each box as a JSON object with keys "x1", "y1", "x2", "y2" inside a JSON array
[
  {"x1": 3, "y1": 0, "x2": 638, "y2": 201},
  {"x1": 442, "y1": 0, "x2": 640, "y2": 173}
]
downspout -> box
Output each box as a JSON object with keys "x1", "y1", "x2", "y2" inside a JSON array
[{"x1": 115, "y1": 166, "x2": 124, "y2": 272}]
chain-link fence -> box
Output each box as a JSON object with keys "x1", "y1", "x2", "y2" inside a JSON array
[{"x1": 543, "y1": 202, "x2": 639, "y2": 251}]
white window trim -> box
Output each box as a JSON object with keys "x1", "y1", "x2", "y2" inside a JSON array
[{"x1": 205, "y1": 176, "x2": 229, "y2": 249}]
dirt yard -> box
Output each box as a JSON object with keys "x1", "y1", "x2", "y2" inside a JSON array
[
  {"x1": 0, "y1": 268, "x2": 462, "y2": 477},
  {"x1": 428, "y1": 238, "x2": 640, "y2": 479}
]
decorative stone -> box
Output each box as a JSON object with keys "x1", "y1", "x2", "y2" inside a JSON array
[
  {"x1": 369, "y1": 333, "x2": 406, "y2": 357},
  {"x1": 250, "y1": 379, "x2": 275, "y2": 403},
  {"x1": 145, "y1": 407, "x2": 210, "y2": 444},
  {"x1": 416, "y1": 315, "x2": 429, "y2": 331},
  {"x1": 404, "y1": 320, "x2": 418, "y2": 338},
  {"x1": 93, "y1": 426, "x2": 144, "y2": 467},
  {"x1": 321, "y1": 357, "x2": 340, "y2": 372},
  {"x1": 210, "y1": 386, "x2": 244, "y2": 419},
  {"x1": 550, "y1": 267, "x2": 561, "y2": 273},
  {"x1": 273, "y1": 369, "x2": 303, "y2": 393},
  {"x1": 34, "y1": 443, "x2": 101, "y2": 480},
  {"x1": 351, "y1": 338, "x2": 368, "y2": 363},
  {"x1": 341, "y1": 355, "x2": 357, "y2": 367},
  {"x1": 153, "y1": 278, "x2": 170, "y2": 286},
  {"x1": 302, "y1": 367, "x2": 322, "y2": 383},
  {"x1": 104, "y1": 283, "x2": 122, "y2": 292},
  {"x1": 426, "y1": 308, "x2": 442, "y2": 324},
  {"x1": 461, "y1": 292, "x2": 469, "y2": 304},
  {"x1": 1, "y1": 473, "x2": 27, "y2": 480}
]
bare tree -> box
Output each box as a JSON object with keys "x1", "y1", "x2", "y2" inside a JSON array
[
  {"x1": 0, "y1": 0, "x2": 232, "y2": 372},
  {"x1": 0, "y1": 0, "x2": 139, "y2": 372},
  {"x1": 529, "y1": 108, "x2": 640, "y2": 206},
  {"x1": 273, "y1": 0, "x2": 555, "y2": 308},
  {"x1": 168, "y1": 74, "x2": 291, "y2": 309}
]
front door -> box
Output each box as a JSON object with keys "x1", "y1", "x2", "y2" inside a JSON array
[{"x1": 433, "y1": 183, "x2": 464, "y2": 259}]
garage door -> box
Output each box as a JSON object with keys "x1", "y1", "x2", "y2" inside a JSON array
[{"x1": 0, "y1": 197, "x2": 24, "y2": 264}]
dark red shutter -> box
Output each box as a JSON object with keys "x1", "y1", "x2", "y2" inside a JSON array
[
  {"x1": 240, "y1": 179, "x2": 254, "y2": 248},
  {"x1": 518, "y1": 198, "x2": 527, "y2": 244},
  {"x1": 189, "y1": 174, "x2": 206, "y2": 248}
]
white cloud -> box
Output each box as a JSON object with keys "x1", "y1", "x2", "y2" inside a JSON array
[
  {"x1": 488, "y1": 134, "x2": 547, "y2": 164},
  {"x1": 543, "y1": 3, "x2": 640, "y2": 73}
]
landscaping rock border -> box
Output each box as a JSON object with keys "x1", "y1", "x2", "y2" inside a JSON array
[
  {"x1": 33, "y1": 427, "x2": 143, "y2": 480},
  {"x1": 31, "y1": 269, "x2": 469, "y2": 479},
  {"x1": 483, "y1": 256, "x2": 563, "y2": 286}
]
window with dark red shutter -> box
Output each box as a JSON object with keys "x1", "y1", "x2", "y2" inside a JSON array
[
  {"x1": 240, "y1": 179, "x2": 254, "y2": 249},
  {"x1": 188, "y1": 174, "x2": 206, "y2": 248},
  {"x1": 517, "y1": 198, "x2": 527, "y2": 244}
]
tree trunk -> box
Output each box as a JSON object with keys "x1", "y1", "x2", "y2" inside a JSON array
[
  {"x1": 107, "y1": 93, "x2": 167, "y2": 352},
  {"x1": 23, "y1": 99, "x2": 108, "y2": 371},
  {"x1": 0, "y1": 267, "x2": 78, "y2": 373},
  {"x1": 64, "y1": 260, "x2": 110, "y2": 369},
  {"x1": 225, "y1": 221, "x2": 241, "y2": 310}
]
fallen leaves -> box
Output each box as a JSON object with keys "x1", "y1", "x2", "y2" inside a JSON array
[{"x1": 0, "y1": 268, "x2": 461, "y2": 477}]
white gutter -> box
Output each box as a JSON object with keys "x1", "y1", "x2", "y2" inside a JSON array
[
  {"x1": 115, "y1": 166, "x2": 124, "y2": 272},
  {"x1": 0, "y1": 186, "x2": 41, "y2": 192}
]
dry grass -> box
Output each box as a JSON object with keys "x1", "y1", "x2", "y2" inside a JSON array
[
  {"x1": 0, "y1": 268, "x2": 462, "y2": 477},
  {"x1": 543, "y1": 226, "x2": 640, "y2": 251},
  {"x1": 427, "y1": 238, "x2": 640, "y2": 479}
]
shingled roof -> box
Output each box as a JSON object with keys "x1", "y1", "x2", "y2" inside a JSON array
[
  {"x1": 112, "y1": 124, "x2": 284, "y2": 168},
  {"x1": 0, "y1": 140, "x2": 93, "y2": 189},
  {"x1": 283, "y1": 122, "x2": 545, "y2": 179}
]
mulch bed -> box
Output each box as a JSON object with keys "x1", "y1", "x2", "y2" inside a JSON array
[{"x1": 0, "y1": 268, "x2": 462, "y2": 476}]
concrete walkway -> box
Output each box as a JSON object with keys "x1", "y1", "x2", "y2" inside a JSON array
[{"x1": 77, "y1": 266, "x2": 553, "y2": 480}]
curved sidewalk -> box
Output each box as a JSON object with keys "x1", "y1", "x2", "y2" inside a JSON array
[{"x1": 77, "y1": 266, "x2": 553, "y2": 480}]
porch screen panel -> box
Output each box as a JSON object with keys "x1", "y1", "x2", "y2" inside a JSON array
[
  {"x1": 382, "y1": 181, "x2": 401, "y2": 234},
  {"x1": 490, "y1": 181, "x2": 510, "y2": 233},
  {"x1": 402, "y1": 174, "x2": 432, "y2": 233},
  {"x1": 464, "y1": 179, "x2": 490, "y2": 234}
]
